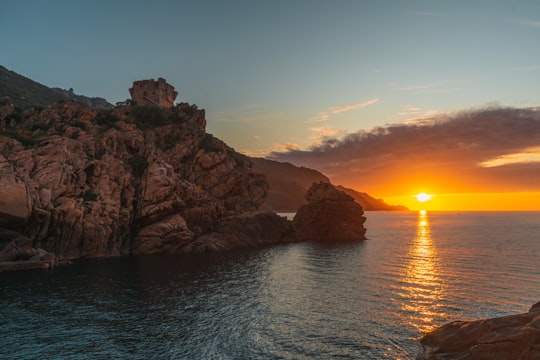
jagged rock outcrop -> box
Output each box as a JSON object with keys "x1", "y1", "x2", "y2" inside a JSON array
[
  {"x1": 0, "y1": 100, "x2": 271, "y2": 266},
  {"x1": 293, "y1": 182, "x2": 366, "y2": 242},
  {"x1": 420, "y1": 301, "x2": 540, "y2": 359}
]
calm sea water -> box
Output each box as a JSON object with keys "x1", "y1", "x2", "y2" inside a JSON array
[{"x1": 1, "y1": 211, "x2": 539, "y2": 359}]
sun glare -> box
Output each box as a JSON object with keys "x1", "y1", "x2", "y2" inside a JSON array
[{"x1": 415, "y1": 193, "x2": 432, "y2": 202}]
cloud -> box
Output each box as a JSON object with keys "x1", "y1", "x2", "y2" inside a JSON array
[
  {"x1": 398, "y1": 104, "x2": 447, "y2": 124},
  {"x1": 309, "y1": 126, "x2": 347, "y2": 140},
  {"x1": 306, "y1": 98, "x2": 379, "y2": 123},
  {"x1": 308, "y1": 111, "x2": 330, "y2": 123},
  {"x1": 271, "y1": 142, "x2": 302, "y2": 153},
  {"x1": 329, "y1": 98, "x2": 380, "y2": 114},
  {"x1": 479, "y1": 146, "x2": 540, "y2": 167},
  {"x1": 269, "y1": 107, "x2": 540, "y2": 195}
]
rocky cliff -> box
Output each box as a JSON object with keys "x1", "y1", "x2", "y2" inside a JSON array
[{"x1": 0, "y1": 100, "x2": 275, "y2": 262}]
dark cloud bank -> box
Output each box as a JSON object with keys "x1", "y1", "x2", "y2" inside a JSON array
[{"x1": 270, "y1": 107, "x2": 540, "y2": 195}]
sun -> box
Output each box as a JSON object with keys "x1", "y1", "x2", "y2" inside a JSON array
[{"x1": 415, "y1": 192, "x2": 432, "y2": 202}]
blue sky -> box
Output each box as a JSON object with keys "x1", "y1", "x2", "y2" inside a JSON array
[{"x1": 2, "y1": 0, "x2": 540, "y2": 158}]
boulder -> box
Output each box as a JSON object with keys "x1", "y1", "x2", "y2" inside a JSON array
[
  {"x1": 293, "y1": 182, "x2": 366, "y2": 242},
  {"x1": 420, "y1": 301, "x2": 540, "y2": 359}
]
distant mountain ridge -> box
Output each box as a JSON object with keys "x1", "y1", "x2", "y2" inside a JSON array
[
  {"x1": 251, "y1": 158, "x2": 330, "y2": 211},
  {"x1": 0, "y1": 65, "x2": 113, "y2": 109},
  {"x1": 251, "y1": 157, "x2": 407, "y2": 211}
]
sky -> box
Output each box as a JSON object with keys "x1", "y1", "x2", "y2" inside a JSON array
[{"x1": 2, "y1": 0, "x2": 540, "y2": 210}]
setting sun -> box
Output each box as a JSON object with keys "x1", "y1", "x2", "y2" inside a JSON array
[{"x1": 415, "y1": 193, "x2": 432, "y2": 203}]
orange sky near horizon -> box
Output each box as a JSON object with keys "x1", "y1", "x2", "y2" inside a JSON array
[{"x1": 384, "y1": 192, "x2": 540, "y2": 211}]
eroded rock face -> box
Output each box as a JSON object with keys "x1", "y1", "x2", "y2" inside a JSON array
[
  {"x1": 0, "y1": 154, "x2": 32, "y2": 226},
  {"x1": 293, "y1": 182, "x2": 366, "y2": 242},
  {"x1": 420, "y1": 301, "x2": 540, "y2": 360},
  {"x1": 0, "y1": 101, "x2": 269, "y2": 262}
]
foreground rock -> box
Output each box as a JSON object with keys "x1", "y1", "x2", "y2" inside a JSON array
[
  {"x1": 420, "y1": 301, "x2": 540, "y2": 359},
  {"x1": 293, "y1": 182, "x2": 366, "y2": 242}
]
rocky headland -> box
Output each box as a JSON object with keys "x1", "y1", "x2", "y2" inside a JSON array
[
  {"x1": 0, "y1": 100, "x2": 274, "y2": 267},
  {"x1": 0, "y1": 99, "x2": 368, "y2": 271},
  {"x1": 420, "y1": 301, "x2": 540, "y2": 359}
]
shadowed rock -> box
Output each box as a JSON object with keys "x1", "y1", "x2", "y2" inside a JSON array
[
  {"x1": 293, "y1": 182, "x2": 366, "y2": 242},
  {"x1": 420, "y1": 301, "x2": 540, "y2": 359},
  {"x1": 189, "y1": 211, "x2": 296, "y2": 253}
]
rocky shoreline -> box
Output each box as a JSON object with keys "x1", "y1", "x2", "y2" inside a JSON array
[{"x1": 420, "y1": 301, "x2": 540, "y2": 359}]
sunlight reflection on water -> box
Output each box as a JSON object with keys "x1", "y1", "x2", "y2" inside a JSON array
[{"x1": 400, "y1": 210, "x2": 447, "y2": 334}]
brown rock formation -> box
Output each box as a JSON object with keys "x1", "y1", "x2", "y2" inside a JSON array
[
  {"x1": 0, "y1": 99, "x2": 271, "y2": 265},
  {"x1": 420, "y1": 302, "x2": 540, "y2": 359},
  {"x1": 293, "y1": 182, "x2": 366, "y2": 242}
]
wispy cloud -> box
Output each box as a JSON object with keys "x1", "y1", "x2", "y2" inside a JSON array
[
  {"x1": 398, "y1": 104, "x2": 448, "y2": 124},
  {"x1": 271, "y1": 142, "x2": 302, "y2": 153},
  {"x1": 479, "y1": 146, "x2": 540, "y2": 167},
  {"x1": 330, "y1": 98, "x2": 380, "y2": 114},
  {"x1": 308, "y1": 112, "x2": 330, "y2": 123},
  {"x1": 309, "y1": 126, "x2": 347, "y2": 141},
  {"x1": 306, "y1": 98, "x2": 379, "y2": 123}
]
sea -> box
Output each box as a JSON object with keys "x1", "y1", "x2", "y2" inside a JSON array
[{"x1": 1, "y1": 211, "x2": 539, "y2": 359}]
